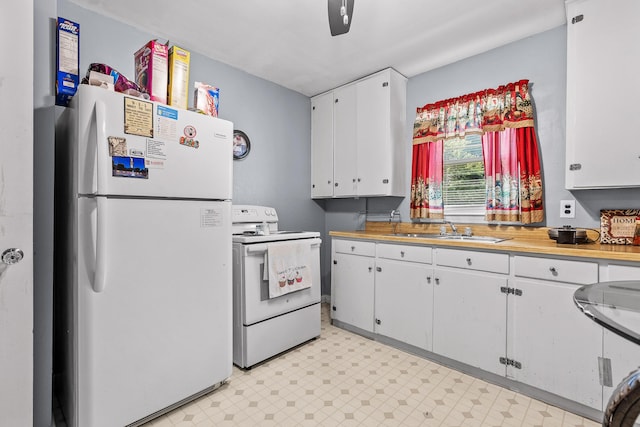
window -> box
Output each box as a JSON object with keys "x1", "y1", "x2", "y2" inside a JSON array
[{"x1": 443, "y1": 134, "x2": 485, "y2": 216}]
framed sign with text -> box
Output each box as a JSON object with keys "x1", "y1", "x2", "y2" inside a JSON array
[{"x1": 600, "y1": 209, "x2": 640, "y2": 244}]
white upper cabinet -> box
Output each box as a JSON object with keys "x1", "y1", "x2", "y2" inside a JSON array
[
  {"x1": 333, "y1": 84, "x2": 358, "y2": 197},
  {"x1": 310, "y1": 92, "x2": 334, "y2": 198},
  {"x1": 311, "y1": 68, "x2": 407, "y2": 198},
  {"x1": 565, "y1": 0, "x2": 640, "y2": 189}
]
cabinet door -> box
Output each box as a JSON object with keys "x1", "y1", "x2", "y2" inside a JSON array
[
  {"x1": 374, "y1": 258, "x2": 433, "y2": 351},
  {"x1": 310, "y1": 92, "x2": 334, "y2": 198},
  {"x1": 331, "y1": 252, "x2": 375, "y2": 332},
  {"x1": 333, "y1": 84, "x2": 358, "y2": 197},
  {"x1": 602, "y1": 264, "x2": 640, "y2": 409},
  {"x1": 565, "y1": 0, "x2": 640, "y2": 188},
  {"x1": 355, "y1": 72, "x2": 393, "y2": 196},
  {"x1": 509, "y1": 278, "x2": 602, "y2": 410},
  {"x1": 432, "y1": 268, "x2": 507, "y2": 376}
]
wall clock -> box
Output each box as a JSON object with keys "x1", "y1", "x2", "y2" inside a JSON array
[{"x1": 233, "y1": 130, "x2": 250, "y2": 160}]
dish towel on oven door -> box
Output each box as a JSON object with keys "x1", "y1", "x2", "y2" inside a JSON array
[{"x1": 264, "y1": 241, "x2": 313, "y2": 298}]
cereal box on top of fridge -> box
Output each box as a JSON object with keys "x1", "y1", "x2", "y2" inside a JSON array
[
  {"x1": 134, "y1": 40, "x2": 168, "y2": 103},
  {"x1": 193, "y1": 82, "x2": 219, "y2": 117},
  {"x1": 168, "y1": 46, "x2": 190, "y2": 110},
  {"x1": 56, "y1": 17, "x2": 80, "y2": 106}
]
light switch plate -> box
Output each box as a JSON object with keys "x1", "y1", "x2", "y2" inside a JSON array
[{"x1": 560, "y1": 199, "x2": 576, "y2": 218}]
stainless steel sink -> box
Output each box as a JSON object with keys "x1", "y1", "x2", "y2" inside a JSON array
[
  {"x1": 386, "y1": 233, "x2": 510, "y2": 243},
  {"x1": 433, "y1": 235, "x2": 511, "y2": 243},
  {"x1": 386, "y1": 233, "x2": 445, "y2": 239}
]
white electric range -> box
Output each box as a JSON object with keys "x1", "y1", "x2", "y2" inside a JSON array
[{"x1": 231, "y1": 205, "x2": 322, "y2": 368}]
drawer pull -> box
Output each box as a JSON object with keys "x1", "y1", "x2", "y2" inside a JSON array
[
  {"x1": 368, "y1": 267, "x2": 372, "y2": 272},
  {"x1": 351, "y1": 246, "x2": 355, "y2": 251},
  {"x1": 466, "y1": 257, "x2": 472, "y2": 265},
  {"x1": 549, "y1": 267, "x2": 558, "y2": 275},
  {"x1": 400, "y1": 251, "x2": 405, "y2": 257},
  {"x1": 376, "y1": 267, "x2": 382, "y2": 272}
]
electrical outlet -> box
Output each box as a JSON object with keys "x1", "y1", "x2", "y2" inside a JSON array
[{"x1": 560, "y1": 199, "x2": 576, "y2": 218}]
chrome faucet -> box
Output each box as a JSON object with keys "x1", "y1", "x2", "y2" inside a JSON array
[
  {"x1": 444, "y1": 220, "x2": 458, "y2": 235},
  {"x1": 389, "y1": 210, "x2": 400, "y2": 234}
]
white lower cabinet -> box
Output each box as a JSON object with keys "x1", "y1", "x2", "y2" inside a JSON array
[
  {"x1": 602, "y1": 264, "x2": 640, "y2": 409},
  {"x1": 374, "y1": 244, "x2": 433, "y2": 350},
  {"x1": 511, "y1": 255, "x2": 602, "y2": 410},
  {"x1": 331, "y1": 237, "x2": 640, "y2": 415},
  {"x1": 331, "y1": 240, "x2": 376, "y2": 332},
  {"x1": 432, "y1": 248, "x2": 509, "y2": 376}
]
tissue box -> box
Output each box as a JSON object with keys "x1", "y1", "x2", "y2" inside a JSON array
[
  {"x1": 167, "y1": 46, "x2": 190, "y2": 109},
  {"x1": 55, "y1": 17, "x2": 80, "y2": 106},
  {"x1": 134, "y1": 40, "x2": 168, "y2": 103},
  {"x1": 193, "y1": 82, "x2": 219, "y2": 117}
]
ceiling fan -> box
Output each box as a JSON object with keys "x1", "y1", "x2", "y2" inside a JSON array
[{"x1": 328, "y1": 0, "x2": 355, "y2": 36}]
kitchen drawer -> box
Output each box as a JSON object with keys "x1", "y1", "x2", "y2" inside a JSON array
[
  {"x1": 608, "y1": 264, "x2": 640, "y2": 281},
  {"x1": 436, "y1": 248, "x2": 509, "y2": 274},
  {"x1": 376, "y1": 243, "x2": 432, "y2": 264},
  {"x1": 333, "y1": 239, "x2": 375, "y2": 257},
  {"x1": 514, "y1": 256, "x2": 598, "y2": 284}
]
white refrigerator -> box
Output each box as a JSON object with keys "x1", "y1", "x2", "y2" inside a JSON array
[{"x1": 55, "y1": 84, "x2": 233, "y2": 427}]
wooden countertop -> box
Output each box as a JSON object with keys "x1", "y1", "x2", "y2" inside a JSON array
[{"x1": 329, "y1": 222, "x2": 640, "y2": 263}]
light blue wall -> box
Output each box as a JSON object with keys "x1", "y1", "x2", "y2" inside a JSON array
[
  {"x1": 325, "y1": 25, "x2": 640, "y2": 234},
  {"x1": 56, "y1": 1, "x2": 325, "y2": 237}
]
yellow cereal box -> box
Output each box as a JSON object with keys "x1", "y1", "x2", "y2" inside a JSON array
[{"x1": 168, "y1": 46, "x2": 190, "y2": 109}]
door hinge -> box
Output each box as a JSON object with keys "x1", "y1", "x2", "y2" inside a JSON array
[
  {"x1": 571, "y1": 14, "x2": 584, "y2": 24},
  {"x1": 499, "y1": 357, "x2": 522, "y2": 369},
  {"x1": 500, "y1": 286, "x2": 523, "y2": 296},
  {"x1": 599, "y1": 357, "x2": 613, "y2": 387}
]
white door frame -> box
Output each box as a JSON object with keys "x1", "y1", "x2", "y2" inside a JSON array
[{"x1": 0, "y1": 1, "x2": 34, "y2": 425}]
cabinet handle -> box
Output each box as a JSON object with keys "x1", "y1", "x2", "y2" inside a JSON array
[
  {"x1": 435, "y1": 277, "x2": 440, "y2": 285},
  {"x1": 327, "y1": 180, "x2": 331, "y2": 184},
  {"x1": 376, "y1": 267, "x2": 382, "y2": 272},
  {"x1": 400, "y1": 251, "x2": 405, "y2": 257},
  {"x1": 427, "y1": 276, "x2": 431, "y2": 283},
  {"x1": 466, "y1": 257, "x2": 472, "y2": 265},
  {"x1": 351, "y1": 246, "x2": 355, "y2": 251},
  {"x1": 357, "y1": 178, "x2": 361, "y2": 182},
  {"x1": 335, "y1": 182, "x2": 339, "y2": 187},
  {"x1": 368, "y1": 266, "x2": 372, "y2": 272},
  {"x1": 549, "y1": 267, "x2": 558, "y2": 275},
  {"x1": 335, "y1": 98, "x2": 339, "y2": 103},
  {"x1": 352, "y1": 178, "x2": 356, "y2": 183},
  {"x1": 375, "y1": 318, "x2": 381, "y2": 325}
]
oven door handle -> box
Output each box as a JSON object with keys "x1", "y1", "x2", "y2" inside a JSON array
[{"x1": 245, "y1": 238, "x2": 322, "y2": 254}]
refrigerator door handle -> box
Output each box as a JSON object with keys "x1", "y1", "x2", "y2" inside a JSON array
[
  {"x1": 94, "y1": 196, "x2": 108, "y2": 293},
  {"x1": 95, "y1": 100, "x2": 107, "y2": 194}
]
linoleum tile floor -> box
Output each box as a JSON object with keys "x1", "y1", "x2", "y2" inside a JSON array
[{"x1": 55, "y1": 304, "x2": 600, "y2": 427}]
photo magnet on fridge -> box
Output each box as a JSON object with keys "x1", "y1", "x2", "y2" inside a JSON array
[{"x1": 112, "y1": 156, "x2": 149, "y2": 179}]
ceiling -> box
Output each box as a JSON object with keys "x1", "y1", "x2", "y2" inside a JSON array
[{"x1": 68, "y1": 0, "x2": 567, "y2": 97}]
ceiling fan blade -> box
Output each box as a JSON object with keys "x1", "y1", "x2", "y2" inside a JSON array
[{"x1": 328, "y1": 0, "x2": 354, "y2": 36}]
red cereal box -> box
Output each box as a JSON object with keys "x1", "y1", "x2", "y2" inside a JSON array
[{"x1": 134, "y1": 40, "x2": 168, "y2": 103}]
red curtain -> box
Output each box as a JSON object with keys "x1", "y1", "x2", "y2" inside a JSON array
[
  {"x1": 410, "y1": 139, "x2": 443, "y2": 219},
  {"x1": 516, "y1": 127, "x2": 544, "y2": 223},
  {"x1": 410, "y1": 79, "x2": 544, "y2": 223}
]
